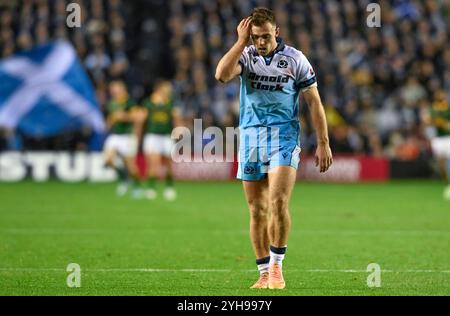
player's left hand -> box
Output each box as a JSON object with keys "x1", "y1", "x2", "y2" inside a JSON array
[
  {"x1": 315, "y1": 143, "x2": 333, "y2": 173},
  {"x1": 237, "y1": 16, "x2": 252, "y2": 43}
]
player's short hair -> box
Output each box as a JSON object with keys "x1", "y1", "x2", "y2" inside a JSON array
[{"x1": 251, "y1": 7, "x2": 276, "y2": 27}]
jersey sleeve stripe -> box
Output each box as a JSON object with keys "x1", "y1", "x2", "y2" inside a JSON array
[{"x1": 297, "y1": 76, "x2": 317, "y2": 89}]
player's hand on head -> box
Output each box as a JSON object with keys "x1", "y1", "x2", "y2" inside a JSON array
[
  {"x1": 315, "y1": 143, "x2": 333, "y2": 173},
  {"x1": 237, "y1": 16, "x2": 252, "y2": 43}
]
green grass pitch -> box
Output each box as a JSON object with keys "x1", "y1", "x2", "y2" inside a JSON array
[{"x1": 0, "y1": 180, "x2": 449, "y2": 296}]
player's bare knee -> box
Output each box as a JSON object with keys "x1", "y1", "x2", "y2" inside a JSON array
[
  {"x1": 248, "y1": 201, "x2": 269, "y2": 221},
  {"x1": 270, "y1": 195, "x2": 289, "y2": 213},
  {"x1": 249, "y1": 207, "x2": 269, "y2": 222}
]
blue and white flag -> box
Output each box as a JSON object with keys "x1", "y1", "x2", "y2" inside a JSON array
[{"x1": 0, "y1": 41, "x2": 105, "y2": 137}]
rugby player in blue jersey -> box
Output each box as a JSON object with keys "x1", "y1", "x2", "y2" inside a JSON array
[{"x1": 215, "y1": 7, "x2": 333, "y2": 289}]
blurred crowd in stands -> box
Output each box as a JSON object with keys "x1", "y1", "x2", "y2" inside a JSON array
[{"x1": 0, "y1": 0, "x2": 449, "y2": 162}]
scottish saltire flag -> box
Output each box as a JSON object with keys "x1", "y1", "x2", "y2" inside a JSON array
[{"x1": 0, "y1": 41, "x2": 105, "y2": 147}]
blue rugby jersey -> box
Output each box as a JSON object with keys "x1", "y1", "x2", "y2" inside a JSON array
[{"x1": 238, "y1": 38, "x2": 317, "y2": 141}]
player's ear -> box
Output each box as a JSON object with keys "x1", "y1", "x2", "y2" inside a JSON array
[{"x1": 275, "y1": 26, "x2": 280, "y2": 37}]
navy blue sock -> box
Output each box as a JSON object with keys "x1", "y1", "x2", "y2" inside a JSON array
[{"x1": 256, "y1": 256, "x2": 270, "y2": 275}]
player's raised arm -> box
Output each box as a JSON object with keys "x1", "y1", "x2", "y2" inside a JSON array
[
  {"x1": 303, "y1": 86, "x2": 333, "y2": 173},
  {"x1": 215, "y1": 17, "x2": 251, "y2": 83}
]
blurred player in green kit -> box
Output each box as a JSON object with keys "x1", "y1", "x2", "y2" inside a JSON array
[
  {"x1": 427, "y1": 89, "x2": 450, "y2": 200},
  {"x1": 103, "y1": 80, "x2": 142, "y2": 197},
  {"x1": 138, "y1": 80, "x2": 181, "y2": 201}
]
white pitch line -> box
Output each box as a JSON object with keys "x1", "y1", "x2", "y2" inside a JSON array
[
  {"x1": 0, "y1": 268, "x2": 231, "y2": 273},
  {"x1": 87, "y1": 268, "x2": 232, "y2": 273},
  {"x1": 0, "y1": 268, "x2": 449, "y2": 273}
]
